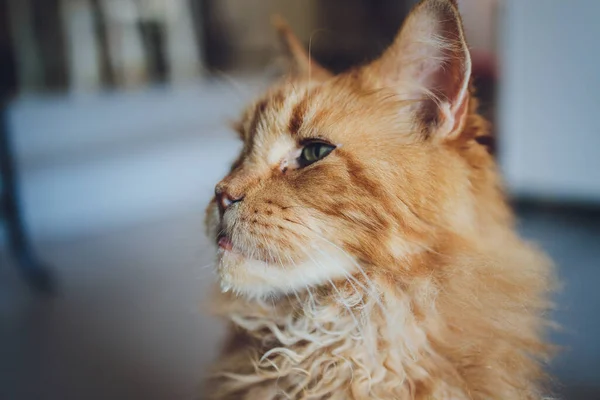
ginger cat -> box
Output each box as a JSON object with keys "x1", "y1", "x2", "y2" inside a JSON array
[{"x1": 204, "y1": 0, "x2": 555, "y2": 398}]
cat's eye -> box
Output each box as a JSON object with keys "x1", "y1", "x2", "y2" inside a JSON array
[{"x1": 298, "y1": 141, "x2": 335, "y2": 167}]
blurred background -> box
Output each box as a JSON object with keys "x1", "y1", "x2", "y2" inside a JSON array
[{"x1": 0, "y1": 0, "x2": 599, "y2": 399}]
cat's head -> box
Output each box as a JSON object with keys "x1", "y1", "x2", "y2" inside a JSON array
[{"x1": 206, "y1": 0, "x2": 501, "y2": 298}]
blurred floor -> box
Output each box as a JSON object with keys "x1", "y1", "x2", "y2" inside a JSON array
[
  {"x1": 1, "y1": 211, "x2": 224, "y2": 400},
  {"x1": 515, "y1": 203, "x2": 600, "y2": 399}
]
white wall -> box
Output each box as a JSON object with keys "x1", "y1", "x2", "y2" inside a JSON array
[{"x1": 499, "y1": 0, "x2": 600, "y2": 201}]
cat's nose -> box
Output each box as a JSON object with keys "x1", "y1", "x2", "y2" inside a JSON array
[{"x1": 215, "y1": 185, "x2": 244, "y2": 213}]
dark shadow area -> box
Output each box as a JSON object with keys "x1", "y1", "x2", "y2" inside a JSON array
[{"x1": 515, "y1": 202, "x2": 600, "y2": 398}]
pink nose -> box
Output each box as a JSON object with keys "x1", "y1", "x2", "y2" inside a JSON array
[{"x1": 215, "y1": 186, "x2": 244, "y2": 213}]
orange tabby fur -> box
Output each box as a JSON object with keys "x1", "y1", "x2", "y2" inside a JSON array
[{"x1": 204, "y1": 1, "x2": 555, "y2": 399}]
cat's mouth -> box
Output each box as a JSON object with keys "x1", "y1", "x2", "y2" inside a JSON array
[
  {"x1": 216, "y1": 232, "x2": 261, "y2": 261},
  {"x1": 217, "y1": 234, "x2": 234, "y2": 252},
  {"x1": 216, "y1": 232, "x2": 280, "y2": 264}
]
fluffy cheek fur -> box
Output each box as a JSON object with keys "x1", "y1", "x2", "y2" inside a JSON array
[
  {"x1": 205, "y1": 198, "x2": 359, "y2": 299},
  {"x1": 204, "y1": 142, "x2": 445, "y2": 299}
]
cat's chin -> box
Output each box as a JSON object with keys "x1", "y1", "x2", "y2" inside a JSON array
[{"x1": 216, "y1": 247, "x2": 357, "y2": 299}]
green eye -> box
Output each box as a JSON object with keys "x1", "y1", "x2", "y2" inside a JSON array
[{"x1": 299, "y1": 142, "x2": 336, "y2": 167}]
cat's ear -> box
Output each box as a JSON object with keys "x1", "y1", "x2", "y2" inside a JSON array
[
  {"x1": 272, "y1": 15, "x2": 331, "y2": 80},
  {"x1": 363, "y1": 0, "x2": 471, "y2": 140}
]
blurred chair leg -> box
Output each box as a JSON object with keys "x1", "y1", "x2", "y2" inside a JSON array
[
  {"x1": 164, "y1": 0, "x2": 203, "y2": 84},
  {"x1": 0, "y1": 105, "x2": 55, "y2": 294},
  {"x1": 99, "y1": 0, "x2": 148, "y2": 87},
  {"x1": 60, "y1": 0, "x2": 101, "y2": 91},
  {"x1": 7, "y1": 0, "x2": 44, "y2": 91}
]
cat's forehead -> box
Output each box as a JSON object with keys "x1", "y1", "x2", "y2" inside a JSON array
[
  {"x1": 238, "y1": 80, "x2": 325, "y2": 157},
  {"x1": 241, "y1": 76, "x2": 367, "y2": 141},
  {"x1": 238, "y1": 75, "x2": 414, "y2": 164},
  {"x1": 248, "y1": 82, "x2": 320, "y2": 137}
]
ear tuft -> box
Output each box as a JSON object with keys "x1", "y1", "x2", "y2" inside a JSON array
[
  {"x1": 361, "y1": 0, "x2": 471, "y2": 140},
  {"x1": 272, "y1": 14, "x2": 331, "y2": 80}
]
